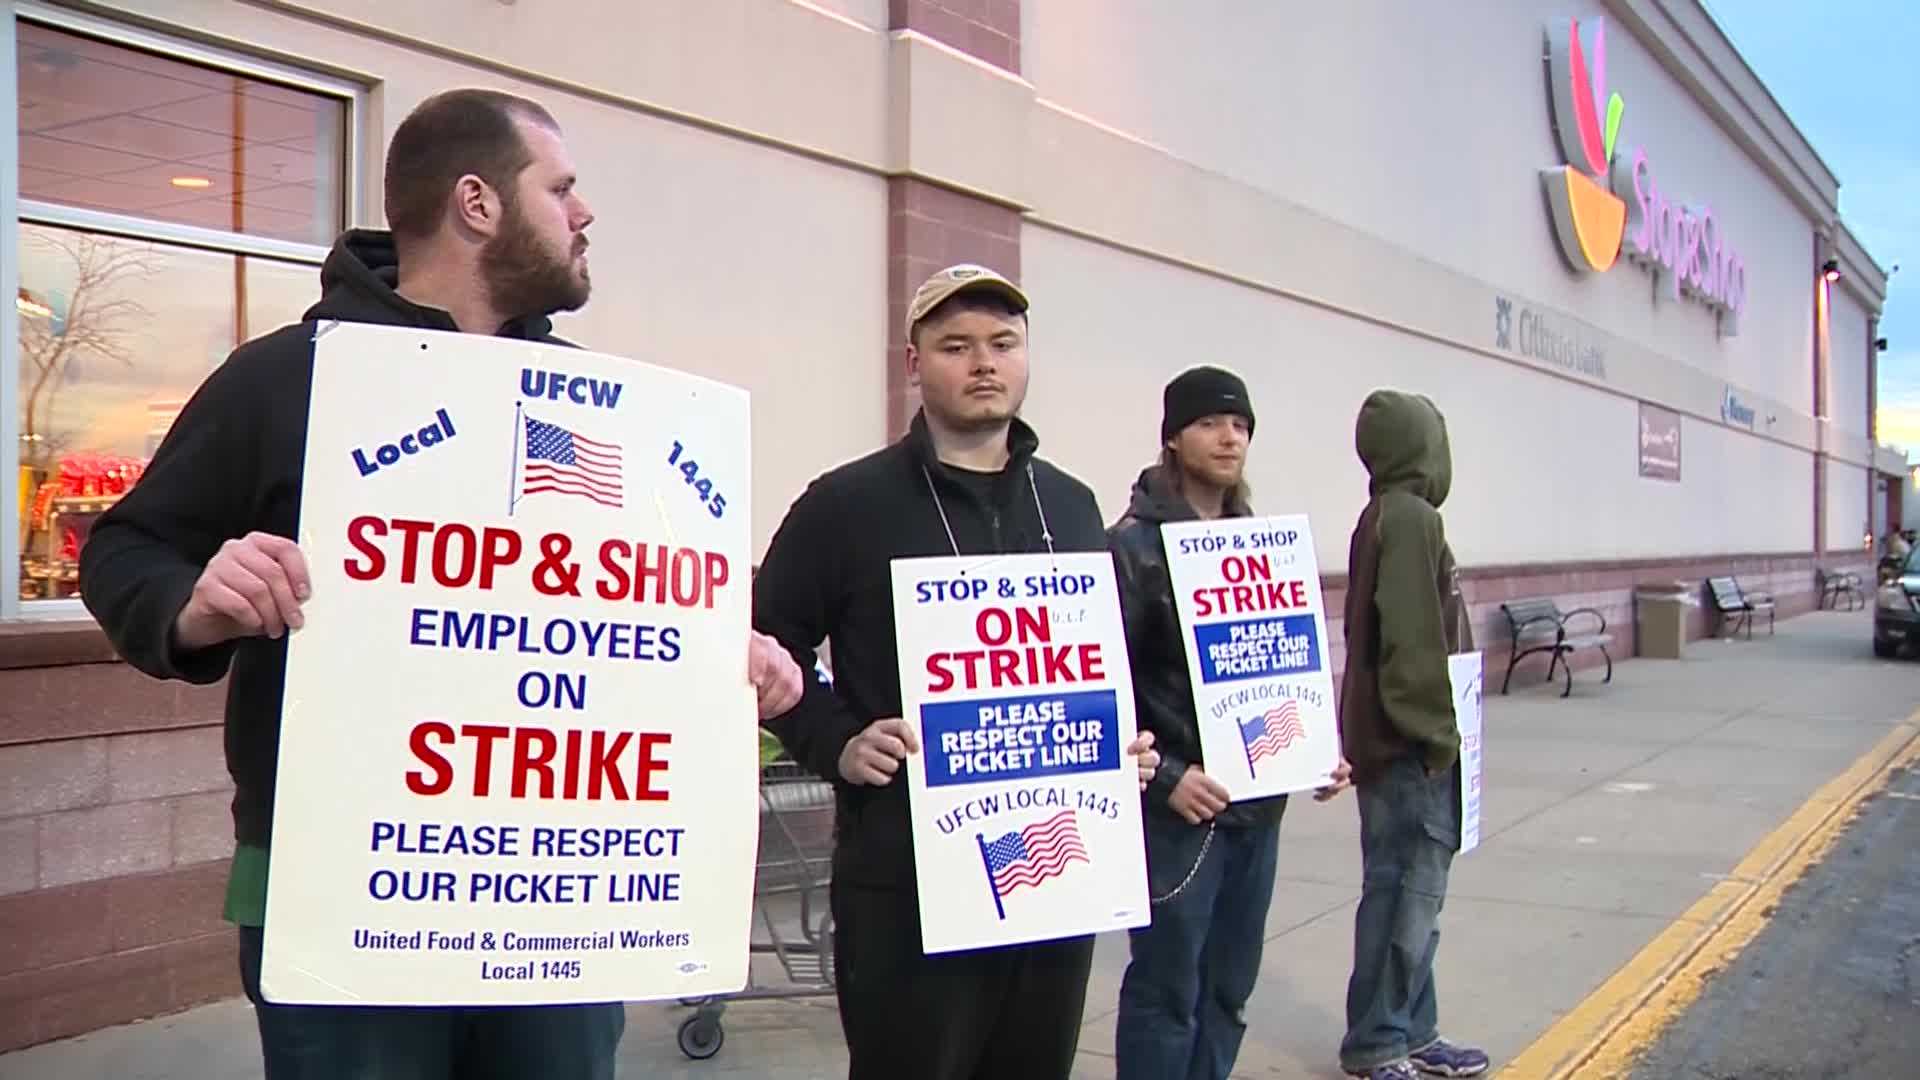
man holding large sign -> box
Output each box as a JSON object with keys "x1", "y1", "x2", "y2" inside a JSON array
[
  {"x1": 265, "y1": 317, "x2": 761, "y2": 1009},
  {"x1": 1108, "y1": 367, "x2": 1349, "y2": 1080},
  {"x1": 81, "y1": 90, "x2": 802, "y2": 1079},
  {"x1": 754, "y1": 265, "x2": 1157, "y2": 1080}
]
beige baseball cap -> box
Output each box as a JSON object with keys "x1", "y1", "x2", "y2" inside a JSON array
[{"x1": 904, "y1": 263, "x2": 1029, "y2": 341}]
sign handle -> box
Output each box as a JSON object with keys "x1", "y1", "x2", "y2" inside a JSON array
[
  {"x1": 975, "y1": 833, "x2": 1007, "y2": 921},
  {"x1": 508, "y1": 400, "x2": 523, "y2": 516}
]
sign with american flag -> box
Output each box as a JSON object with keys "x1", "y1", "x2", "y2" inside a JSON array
[
  {"x1": 891, "y1": 553, "x2": 1149, "y2": 954},
  {"x1": 1162, "y1": 515, "x2": 1341, "y2": 800},
  {"x1": 271, "y1": 323, "x2": 757, "y2": 1007}
]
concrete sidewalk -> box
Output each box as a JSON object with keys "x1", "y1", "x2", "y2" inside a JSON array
[{"x1": 1, "y1": 611, "x2": 1913, "y2": 1080}]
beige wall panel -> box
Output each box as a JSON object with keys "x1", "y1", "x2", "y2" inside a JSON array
[
  {"x1": 1022, "y1": 224, "x2": 1814, "y2": 568},
  {"x1": 1022, "y1": 0, "x2": 1819, "y2": 425},
  {"x1": 1825, "y1": 456, "x2": 1870, "y2": 554}
]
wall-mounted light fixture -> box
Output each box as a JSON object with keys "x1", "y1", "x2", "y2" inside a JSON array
[
  {"x1": 1822, "y1": 258, "x2": 1841, "y2": 283},
  {"x1": 1875, "y1": 337, "x2": 1889, "y2": 351}
]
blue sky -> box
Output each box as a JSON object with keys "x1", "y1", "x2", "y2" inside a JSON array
[{"x1": 1702, "y1": 1, "x2": 1918, "y2": 453}]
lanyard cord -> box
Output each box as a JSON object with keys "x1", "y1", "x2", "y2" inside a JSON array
[{"x1": 921, "y1": 462, "x2": 1057, "y2": 559}]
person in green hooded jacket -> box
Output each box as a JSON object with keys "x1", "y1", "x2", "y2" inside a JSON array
[{"x1": 1333, "y1": 390, "x2": 1488, "y2": 1079}]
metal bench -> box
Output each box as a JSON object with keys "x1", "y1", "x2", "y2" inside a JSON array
[
  {"x1": 1706, "y1": 576, "x2": 1775, "y2": 638},
  {"x1": 1499, "y1": 598, "x2": 1614, "y2": 698},
  {"x1": 1817, "y1": 567, "x2": 1864, "y2": 611}
]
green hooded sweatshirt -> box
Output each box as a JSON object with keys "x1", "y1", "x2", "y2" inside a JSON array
[{"x1": 1337, "y1": 390, "x2": 1473, "y2": 783}]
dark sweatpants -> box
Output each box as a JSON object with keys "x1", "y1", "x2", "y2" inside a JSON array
[{"x1": 831, "y1": 881, "x2": 1096, "y2": 1080}]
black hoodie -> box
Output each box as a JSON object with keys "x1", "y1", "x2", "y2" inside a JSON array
[
  {"x1": 79, "y1": 230, "x2": 573, "y2": 849},
  {"x1": 753, "y1": 412, "x2": 1108, "y2": 889},
  {"x1": 1106, "y1": 466, "x2": 1286, "y2": 829}
]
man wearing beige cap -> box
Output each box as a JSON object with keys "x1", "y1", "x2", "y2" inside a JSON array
[{"x1": 754, "y1": 265, "x2": 1160, "y2": 1079}]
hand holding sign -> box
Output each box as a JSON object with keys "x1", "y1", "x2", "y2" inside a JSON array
[
  {"x1": 176, "y1": 532, "x2": 314, "y2": 647},
  {"x1": 1167, "y1": 765, "x2": 1231, "y2": 825},
  {"x1": 1313, "y1": 757, "x2": 1355, "y2": 802},
  {"x1": 1129, "y1": 730, "x2": 1159, "y2": 792},
  {"x1": 840, "y1": 717, "x2": 921, "y2": 785},
  {"x1": 748, "y1": 631, "x2": 804, "y2": 719}
]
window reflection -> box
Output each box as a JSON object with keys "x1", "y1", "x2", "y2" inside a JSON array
[
  {"x1": 17, "y1": 21, "x2": 346, "y2": 246},
  {"x1": 17, "y1": 224, "x2": 316, "y2": 600}
]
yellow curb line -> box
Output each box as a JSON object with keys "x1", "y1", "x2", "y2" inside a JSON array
[{"x1": 1498, "y1": 713, "x2": 1920, "y2": 1080}]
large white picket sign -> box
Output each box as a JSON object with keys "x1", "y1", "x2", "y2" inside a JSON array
[
  {"x1": 264, "y1": 321, "x2": 756, "y2": 1005},
  {"x1": 892, "y1": 554, "x2": 1150, "y2": 954},
  {"x1": 1161, "y1": 515, "x2": 1342, "y2": 800}
]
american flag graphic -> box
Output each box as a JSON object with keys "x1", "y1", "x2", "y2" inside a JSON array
[
  {"x1": 1238, "y1": 700, "x2": 1306, "y2": 770},
  {"x1": 976, "y1": 809, "x2": 1088, "y2": 919},
  {"x1": 517, "y1": 414, "x2": 623, "y2": 509}
]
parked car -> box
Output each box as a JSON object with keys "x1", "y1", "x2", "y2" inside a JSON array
[{"x1": 1873, "y1": 550, "x2": 1920, "y2": 658}]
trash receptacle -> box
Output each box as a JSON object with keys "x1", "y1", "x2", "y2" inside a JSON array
[{"x1": 1634, "y1": 581, "x2": 1693, "y2": 659}]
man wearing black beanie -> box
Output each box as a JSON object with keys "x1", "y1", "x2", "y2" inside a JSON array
[
  {"x1": 1107, "y1": 366, "x2": 1351, "y2": 1080},
  {"x1": 1157, "y1": 365, "x2": 1258, "y2": 447}
]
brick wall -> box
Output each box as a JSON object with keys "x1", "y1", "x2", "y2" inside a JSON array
[
  {"x1": 886, "y1": 178, "x2": 1023, "y2": 437},
  {"x1": 889, "y1": 0, "x2": 1020, "y2": 72},
  {"x1": 0, "y1": 655, "x2": 236, "y2": 1052}
]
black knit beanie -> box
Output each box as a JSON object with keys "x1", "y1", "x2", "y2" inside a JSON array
[{"x1": 1161, "y1": 366, "x2": 1256, "y2": 443}]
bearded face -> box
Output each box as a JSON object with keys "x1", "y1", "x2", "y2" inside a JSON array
[{"x1": 480, "y1": 195, "x2": 590, "y2": 320}]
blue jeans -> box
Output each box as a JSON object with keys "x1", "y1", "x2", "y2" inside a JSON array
[
  {"x1": 238, "y1": 927, "x2": 626, "y2": 1079},
  {"x1": 1339, "y1": 755, "x2": 1461, "y2": 1072},
  {"x1": 1115, "y1": 808, "x2": 1281, "y2": 1080}
]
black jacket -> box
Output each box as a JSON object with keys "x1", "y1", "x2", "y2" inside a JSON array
[
  {"x1": 754, "y1": 412, "x2": 1108, "y2": 889},
  {"x1": 1107, "y1": 466, "x2": 1286, "y2": 828},
  {"x1": 79, "y1": 229, "x2": 574, "y2": 848}
]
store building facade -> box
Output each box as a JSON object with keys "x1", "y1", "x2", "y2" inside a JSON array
[{"x1": 0, "y1": 0, "x2": 1903, "y2": 1047}]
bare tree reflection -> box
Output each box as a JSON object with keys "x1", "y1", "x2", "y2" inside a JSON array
[{"x1": 17, "y1": 231, "x2": 159, "y2": 470}]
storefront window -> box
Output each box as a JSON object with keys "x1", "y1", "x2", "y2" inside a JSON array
[
  {"x1": 8, "y1": 15, "x2": 354, "y2": 610},
  {"x1": 18, "y1": 20, "x2": 346, "y2": 247}
]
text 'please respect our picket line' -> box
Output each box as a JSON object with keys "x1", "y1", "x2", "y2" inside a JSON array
[{"x1": 362, "y1": 822, "x2": 691, "y2": 909}]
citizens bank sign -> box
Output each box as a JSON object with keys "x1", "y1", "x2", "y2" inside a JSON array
[
  {"x1": 1540, "y1": 16, "x2": 1748, "y2": 336},
  {"x1": 1494, "y1": 295, "x2": 1608, "y2": 380}
]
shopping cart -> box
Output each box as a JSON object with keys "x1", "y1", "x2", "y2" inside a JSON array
[{"x1": 674, "y1": 759, "x2": 838, "y2": 1060}]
